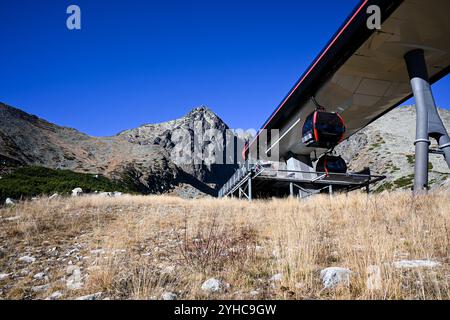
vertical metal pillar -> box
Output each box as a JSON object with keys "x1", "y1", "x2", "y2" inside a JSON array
[
  {"x1": 439, "y1": 135, "x2": 450, "y2": 168},
  {"x1": 248, "y1": 177, "x2": 252, "y2": 201},
  {"x1": 404, "y1": 49, "x2": 431, "y2": 194},
  {"x1": 289, "y1": 183, "x2": 294, "y2": 197}
]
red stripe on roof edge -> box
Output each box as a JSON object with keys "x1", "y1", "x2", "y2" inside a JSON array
[{"x1": 243, "y1": 0, "x2": 369, "y2": 155}]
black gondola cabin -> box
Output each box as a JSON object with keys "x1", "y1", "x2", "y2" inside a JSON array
[{"x1": 302, "y1": 111, "x2": 346, "y2": 149}]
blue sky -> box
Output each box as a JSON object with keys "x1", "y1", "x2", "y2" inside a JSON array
[{"x1": 1, "y1": 0, "x2": 449, "y2": 136}]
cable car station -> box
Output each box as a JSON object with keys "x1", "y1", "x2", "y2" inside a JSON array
[{"x1": 219, "y1": 0, "x2": 450, "y2": 200}]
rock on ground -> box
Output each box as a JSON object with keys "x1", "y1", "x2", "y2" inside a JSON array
[
  {"x1": 33, "y1": 272, "x2": 46, "y2": 280},
  {"x1": 201, "y1": 278, "x2": 223, "y2": 293},
  {"x1": 32, "y1": 284, "x2": 50, "y2": 293},
  {"x1": 5, "y1": 198, "x2": 15, "y2": 206},
  {"x1": 0, "y1": 273, "x2": 10, "y2": 281},
  {"x1": 66, "y1": 265, "x2": 83, "y2": 290},
  {"x1": 71, "y1": 188, "x2": 83, "y2": 197},
  {"x1": 161, "y1": 292, "x2": 177, "y2": 300},
  {"x1": 18, "y1": 255, "x2": 36, "y2": 264},
  {"x1": 393, "y1": 260, "x2": 440, "y2": 269},
  {"x1": 320, "y1": 267, "x2": 352, "y2": 289},
  {"x1": 269, "y1": 273, "x2": 283, "y2": 282},
  {"x1": 49, "y1": 193, "x2": 59, "y2": 200}
]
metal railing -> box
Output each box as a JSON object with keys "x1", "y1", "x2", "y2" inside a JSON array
[{"x1": 218, "y1": 162, "x2": 386, "y2": 198}]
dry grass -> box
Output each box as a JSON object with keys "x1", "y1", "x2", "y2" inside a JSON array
[{"x1": 0, "y1": 191, "x2": 449, "y2": 300}]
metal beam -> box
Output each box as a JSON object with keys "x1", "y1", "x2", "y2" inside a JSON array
[{"x1": 248, "y1": 177, "x2": 252, "y2": 201}]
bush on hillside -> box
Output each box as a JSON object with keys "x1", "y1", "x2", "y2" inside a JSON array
[{"x1": 0, "y1": 166, "x2": 137, "y2": 201}]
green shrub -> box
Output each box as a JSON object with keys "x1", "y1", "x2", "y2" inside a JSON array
[{"x1": 0, "y1": 166, "x2": 137, "y2": 201}]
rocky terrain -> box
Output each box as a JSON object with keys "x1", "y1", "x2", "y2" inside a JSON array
[
  {"x1": 0, "y1": 103, "x2": 238, "y2": 197},
  {"x1": 0, "y1": 192, "x2": 448, "y2": 300},
  {"x1": 336, "y1": 106, "x2": 450, "y2": 191}
]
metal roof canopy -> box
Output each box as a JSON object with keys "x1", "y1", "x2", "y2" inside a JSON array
[
  {"x1": 244, "y1": 0, "x2": 450, "y2": 160},
  {"x1": 221, "y1": 0, "x2": 450, "y2": 199}
]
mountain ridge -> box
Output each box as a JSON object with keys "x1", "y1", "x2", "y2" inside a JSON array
[{"x1": 0, "y1": 102, "x2": 237, "y2": 197}]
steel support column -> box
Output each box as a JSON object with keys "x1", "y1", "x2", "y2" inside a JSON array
[
  {"x1": 404, "y1": 50, "x2": 432, "y2": 194},
  {"x1": 248, "y1": 177, "x2": 252, "y2": 201}
]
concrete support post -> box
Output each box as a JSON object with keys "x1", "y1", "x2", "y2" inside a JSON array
[{"x1": 404, "y1": 49, "x2": 431, "y2": 194}]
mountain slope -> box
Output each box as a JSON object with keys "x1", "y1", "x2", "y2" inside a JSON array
[{"x1": 0, "y1": 103, "x2": 237, "y2": 196}]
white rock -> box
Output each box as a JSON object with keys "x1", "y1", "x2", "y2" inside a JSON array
[
  {"x1": 32, "y1": 284, "x2": 50, "y2": 293},
  {"x1": 66, "y1": 265, "x2": 80, "y2": 275},
  {"x1": 49, "y1": 193, "x2": 59, "y2": 200},
  {"x1": 71, "y1": 188, "x2": 83, "y2": 197},
  {"x1": 393, "y1": 259, "x2": 440, "y2": 269},
  {"x1": 269, "y1": 273, "x2": 283, "y2": 282},
  {"x1": 75, "y1": 292, "x2": 103, "y2": 300},
  {"x1": 90, "y1": 249, "x2": 106, "y2": 255},
  {"x1": 320, "y1": 267, "x2": 352, "y2": 289},
  {"x1": 0, "y1": 273, "x2": 10, "y2": 281},
  {"x1": 201, "y1": 278, "x2": 222, "y2": 293},
  {"x1": 46, "y1": 291, "x2": 63, "y2": 300},
  {"x1": 255, "y1": 246, "x2": 264, "y2": 252},
  {"x1": 20, "y1": 269, "x2": 30, "y2": 276},
  {"x1": 66, "y1": 266, "x2": 83, "y2": 290},
  {"x1": 99, "y1": 192, "x2": 112, "y2": 197},
  {"x1": 33, "y1": 272, "x2": 46, "y2": 280},
  {"x1": 18, "y1": 255, "x2": 36, "y2": 264},
  {"x1": 4, "y1": 216, "x2": 19, "y2": 222},
  {"x1": 161, "y1": 292, "x2": 177, "y2": 300},
  {"x1": 5, "y1": 198, "x2": 15, "y2": 206},
  {"x1": 113, "y1": 192, "x2": 123, "y2": 197}
]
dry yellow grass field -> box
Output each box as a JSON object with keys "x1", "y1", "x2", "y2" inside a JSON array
[{"x1": 0, "y1": 191, "x2": 449, "y2": 300}]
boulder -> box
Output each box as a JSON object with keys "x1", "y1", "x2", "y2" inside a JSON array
[
  {"x1": 161, "y1": 292, "x2": 177, "y2": 300},
  {"x1": 393, "y1": 259, "x2": 440, "y2": 269},
  {"x1": 201, "y1": 278, "x2": 223, "y2": 293},
  {"x1": 33, "y1": 272, "x2": 46, "y2": 280},
  {"x1": 5, "y1": 198, "x2": 15, "y2": 206},
  {"x1": 32, "y1": 284, "x2": 50, "y2": 293},
  {"x1": 18, "y1": 255, "x2": 36, "y2": 264},
  {"x1": 66, "y1": 265, "x2": 83, "y2": 290},
  {"x1": 71, "y1": 188, "x2": 83, "y2": 197},
  {"x1": 269, "y1": 273, "x2": 283, "y2": 282},
  {"x1": 0, "y1": 273, "x2": 10, "y2": 281},
  {"x1": 49, "y1": 193, "x2": 59, "y2": 200},
  {"x1": 320, "y1": 267, "x2": 352, "y2": 289},
  {"x1": 99, "y1": 192, "x2": 113, "y2": 197}
]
